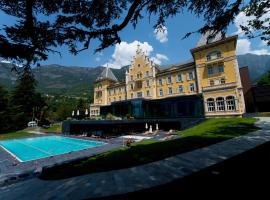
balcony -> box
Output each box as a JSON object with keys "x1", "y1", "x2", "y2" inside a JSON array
[
  {"x1": 202, "y1": 82, "x2": 237, "y2": 92},
  {"x1": 205, "y1": 57, "x2": 224, "y2": 65}
]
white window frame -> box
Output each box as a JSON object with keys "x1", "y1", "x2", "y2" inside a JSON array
[
  {"x1": 226, "y1": 96, "x2": 236, "y2": 111},
  {"x1": 189, "y1": 83, "x2": 195, "y2": 92},
  {"x1": 207, "y1": 98, "x2": 215, "y2": 112},
  {"x1": 168, "y1": 87, "x2": 173, "y2": 95},
  {"x1": 159, "y1": 88, "x2": 163, "y2": 96},
  {"x1": 179, "y1": 85, "x2": 184, "y2": 93},
  {"x1": 216, "y1": 97, "x2": 225, "y2": 111}
]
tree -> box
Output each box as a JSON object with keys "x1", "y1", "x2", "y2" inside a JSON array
[
  {"x1": 10, "y1": 65, "x2": 46, "y2": 129},
  {"x1": 0, "y1": 0, "x2": 269, "y2": 65},
  {"x1": 0, "y1": 85, "x2": 11, "y2": 133},
  {"x1": 76, "y1": 98, "x2": 88, "y2": 120},
  {"x1": 257, "y1": 70, "x2": 270, "y2": 86}
]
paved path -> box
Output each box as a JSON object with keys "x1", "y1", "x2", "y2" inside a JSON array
[{"x1": 1, "y1": 117, "x2": 270, "y2": 200}]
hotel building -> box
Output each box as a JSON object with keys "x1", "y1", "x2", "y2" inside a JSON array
[{"x1": 90, "y1": 33, "x2": 245, "y2": 118}]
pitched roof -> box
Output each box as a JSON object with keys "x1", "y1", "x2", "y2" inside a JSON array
[
  {"x1": 196, "y1": 31, "x2": 225, "y2": 47},
  {"x1": 96, "y1": 67, "x2": 118, "y2": 82}
]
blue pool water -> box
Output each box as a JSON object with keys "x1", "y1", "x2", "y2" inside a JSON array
[{"x1": 0, "y1": 136, "x2": 106, "y2": 162}]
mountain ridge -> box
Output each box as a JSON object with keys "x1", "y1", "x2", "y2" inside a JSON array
[{"x1": 0, "y1": 54, "x2": 269, "y2": 97}]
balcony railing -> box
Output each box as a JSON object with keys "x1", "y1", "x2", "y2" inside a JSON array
[
  {"x1": 202, "y1": 82, "x2": 237, "y2": 92},
  {"x1": 205, "y1": 57, "x2": 224, "y2": 65}
]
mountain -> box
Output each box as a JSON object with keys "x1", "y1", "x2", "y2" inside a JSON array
[
  {"x1": 237, "y1": 54, "x2": 270, "y2": 83},
  {"x1": 0, "y1": 54, "x2": 270, "y2": 97}
]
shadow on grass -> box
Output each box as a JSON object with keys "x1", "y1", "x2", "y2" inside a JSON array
[{"x1": 40, "y1": 136, "x2": 231, "y2": 180}]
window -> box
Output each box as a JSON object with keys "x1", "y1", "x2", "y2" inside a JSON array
[
  {"x1": 216, "y1": 97, "x2": 225, "y2": 111},
  {"x1": 206, "y1": 51, "x2": 222, "y2": 61},
  {"x1": 189, "y1": 83, "x2": 195, "y2": 92},
  {"x1": 113, "y1": 97, "x2": 116, "y2": 102},
  {"x1": 146, "y1": 90, "x2": 150, "y2": 97},
  {"x1": 208, "y1": 65, "x2": 224, "y2": 76},
  {"x1": 167, "y1": 76, "x2": 172, "y2": 84},
  {"x1": 158, "y1": 79, "x2": 163, "y2": 86},
  {"x1": 159, "y1": 88, "x2": 163, "y2": 96},
  {"x1": 177, "y1": 74, "x2": 182, "y2": 82},
  {"x1": 96, "y1": 91, "x2": 102, "y2": 98},
  {"x1": 218, "y1": 65, "x2": 224, "y2": 73},
  {"x1": 179, "y1": 85, "x2": 184, "y2": 93},
  {"x1": 146, "y1": 79, "x2": 150, "y2": 87},
  {"x1": 220, "y1": 78, "x2": 226, "y2": 84},
  {"x1": 136, "y1": 81, "x2": 142, "y2": 89},
  {"x1": 119, "y1": 96, "x2": 121, "y2": 101},
  {"x1": 226, "y1": 96, "x2": 236, "y2": 111},
  {"x1": 146, "y1": 71, "x2": 149, "y2": 77},
  {"x1": 188, "y1": 71, "x2": 194, "y2": 80},
  {"x1": 207, "y1": 98, "x2": 215, "y2": 112},
  {"x1": 131, "y1": 75, "x2": 133, "y2": 81},
  {"x1": 137, "y1": 92, "x2": 143, "y2": 98},
  {"x1": 130, "y1": 83, "x2": 134, "y2": 90},
  {"x1": 131, "y1": 93, "x2": 133, "y2": 98},
  {"x1": 109, "y1": 98, "x2": 111, "y2": 103},
  {"x1": 168, "y1": 87, "x2": 173, "y2": 95},
  {"x1": 113, "y1": 89, "x2": 116, "y2": 94},
  {"x1": 119, "y1": 88, "x2": 121, "y2": 93},
  {"x1": 208, "y1": 66, "x2": 214, "y2": 75},
  {"x1": 138, "y1": 64, "x2": 141, "y2": 67},
  {"x1": 210, "y1": 80, "x2": 214, "y2": 86},
  {"x1": 109, "y1": 90, "x2": 111, "y2": 95}
]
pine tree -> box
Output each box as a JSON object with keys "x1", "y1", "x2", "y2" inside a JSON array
[
  {"x1": 0, "y1": 85, "x2": 10, "y2": 133},
  {"x1": 10, "y1": 65, "x2": 46, "y2": 129}
]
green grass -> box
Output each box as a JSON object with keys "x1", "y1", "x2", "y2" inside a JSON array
[
  {"x1": 257, "y1": 112, "x2": 270, "y2": 117},
  {"x1": 40, "y1": 117, "x2": 259, "y2": 180},
  {"x1": 41, "y1": 124, "x2": 62, "y2": 133},
  {"x1": 0, "y1": 130, "x2": 35, "y2": 140}
]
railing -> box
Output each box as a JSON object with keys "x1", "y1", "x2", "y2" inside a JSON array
[
  {"x1": 205, "y1": 57, "x2": 224, "y2": 65},
  {"x1": 202, "y1": 82, "x2": 237, "y2": 92}
]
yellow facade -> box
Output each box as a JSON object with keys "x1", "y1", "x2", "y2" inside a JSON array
[{"x1": 91, "y1": 34, "x2": 245, "y2": 117}]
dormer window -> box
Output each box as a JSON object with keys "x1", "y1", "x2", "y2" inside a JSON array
[{"x1": 206, "y1": 51, "x2": 222, "y2": 61}]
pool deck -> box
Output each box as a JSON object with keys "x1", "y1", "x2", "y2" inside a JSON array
[
  {"x1": 0, "y1": 131, "x2": 177, "y2": 186},
  {"x1": 0, "y1": 135, "x2": 122, "y2": 186}
]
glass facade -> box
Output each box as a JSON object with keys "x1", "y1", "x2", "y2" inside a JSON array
[{"x1": 100, "y1": 95, "x2": 204, "y2": 119}]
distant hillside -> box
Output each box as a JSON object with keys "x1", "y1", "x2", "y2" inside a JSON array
[
  {"x1": 0, "y1": 53, "x2": 270, "y2": 97},
  {"x1": 237, "y1": 54, "x2": 270, "y2": 83}
]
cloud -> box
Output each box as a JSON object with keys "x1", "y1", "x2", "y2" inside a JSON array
[
  {"x1": 104, "y1": 40, "x2": 169, "y2": 68},
  {"x1": 0, "y1": 59, "x2": 11, "y2": 64},
  {"x1": 151, "y1": 54, "x2": 169, "y2": 65},
  {"x1": 237, "y1": 39, "x2": 270, "y2": 55},
  {"x1": 234, "y1": 10, "x2": 270, "y2": 36},
  {"x1": 233, "y1": 12, "x2": 255, "y2": 36},
  {"x1": 154, "y1": 25, "x2": 168, "y2": 43}
]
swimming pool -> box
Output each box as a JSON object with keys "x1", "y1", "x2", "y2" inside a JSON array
[{"x1": 0, "y1": 136, "x2": 106, "y2": 162}]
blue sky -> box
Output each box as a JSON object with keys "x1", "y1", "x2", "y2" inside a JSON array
[{"x1": 0, "y1": 8, "x2": 269, "y2": 68}]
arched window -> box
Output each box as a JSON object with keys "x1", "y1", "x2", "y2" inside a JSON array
[
  {"x1": 226, "y1": 96, "x2": 236, "y2": 111},
  {"x1": 206, "y1": 51, "x2": 222, "y2": 61},
  {"x1": 216, "y1": 97, "x2": 225, "y2": 111},
  {"x1": 207, "y1": 98, "x2": 215, "y2": 112}
]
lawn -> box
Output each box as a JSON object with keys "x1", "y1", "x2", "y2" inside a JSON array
[
  {"x1": 0, "y1": 130, "x2": 35, "y2": 140},
  {"x1": 40, "y1": 117, "x2": 259, "y2": 180},
  {"x1": 40, "y1": 123, "x2": 62, "y2": 133}
]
